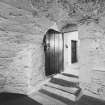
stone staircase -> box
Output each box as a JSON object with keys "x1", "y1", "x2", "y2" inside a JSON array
[{"x1": 29, "y1": 73, "x2": 82, "y2": 105}]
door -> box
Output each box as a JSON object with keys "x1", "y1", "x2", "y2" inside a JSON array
[
  {"x1": 71, "y1": 40, "x2": 78, "y2": 63},
  {"x1": 43, "y1": 29, "x2": 64, "y2": 76}
]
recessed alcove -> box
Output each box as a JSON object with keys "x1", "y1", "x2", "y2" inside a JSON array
[{"x1": 43, "y1": 23, "x2": 79, "y2": 77}]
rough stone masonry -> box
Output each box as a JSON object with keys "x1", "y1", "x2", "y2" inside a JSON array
[
  {"x1": 0, "y1": 1, "x2": 54, "y2": 94},
  {"x1": 0, "y1": 0, "x2": 105, "y2": 101},
  {"x1": 79, "y1": 21, "x2": 105, "y2": 100}
]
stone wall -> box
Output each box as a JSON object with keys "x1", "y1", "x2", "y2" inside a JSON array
[
  {"x1": 0, "y1": 31, "x2": 46, "y2": 94},
  {"x1": 4, "y1": 44, "x2": 33, "y2": 94},
  {"x1": 0, "y1": 1, "x2": 54, "y2": 94},
  {"x1": 30, "y1": 44, "x2": 45, "y2": 88},
  {"x1": 79, "y1": 22, "x2": 105, "y2": 100}
]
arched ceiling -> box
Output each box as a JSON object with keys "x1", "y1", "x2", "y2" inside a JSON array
[
  {"x1": 0, "y1": 0, "x2": 105, "y2": 31},
  {"x1": 30, "y1": 0, "x2": 105, "y2": 23}
]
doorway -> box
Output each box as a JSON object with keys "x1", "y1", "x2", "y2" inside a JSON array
[
  {"x1": 43, "y1": 29, "x2": 64, "y2": 76},
  {"x1": 64, "y1": 31, "x2": 79, "y2": 75}
]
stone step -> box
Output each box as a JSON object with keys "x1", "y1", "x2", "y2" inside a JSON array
[
  {"x1": 41, "y1": 85, "x2": 78, "y2": 101},
  {"x1": 63, "y1": 69, "x2": 79, "y2": 76},
  {"x1": 45, "y1": 82, "x2": 80, "y2": 95},
  {"x1": 30, "y1": 91, "x2": 67, "y2": 105},
  {"x1": 54, "y1": 74, "x2": 79, "y2": 83},
  {"x1": 39, "y1": 89, "x2": 76, "y2": 105},
  {"x1": 62, "y1": 73, "x2": 79, "y2": 78},
  {"x1": 50, "y1": 77, "x2": 79, "y2": 88}
]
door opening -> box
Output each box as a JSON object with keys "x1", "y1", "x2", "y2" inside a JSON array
[{"x1": 63, "y1": 31, "x2": 79, "y2": 75}]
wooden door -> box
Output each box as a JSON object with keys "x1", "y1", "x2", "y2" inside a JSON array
[{"x1": 43, "y1": 29, "x2": 64, "y2": 76}]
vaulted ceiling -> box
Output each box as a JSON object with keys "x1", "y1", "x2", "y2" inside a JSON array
[
  {"x1": 31, "y1": 0, "x2": 105, "y2": 25},
  {"x1": 0, "y1": 0, "x2": 105, "y2": 31}
]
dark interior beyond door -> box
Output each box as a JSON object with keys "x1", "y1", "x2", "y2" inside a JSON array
[
  {"x1": 43, "y1": 29, "x2": 64, "y2": 76},
  {"x1": 71, "y1": 40, "x2": 78, "y2": 63}
]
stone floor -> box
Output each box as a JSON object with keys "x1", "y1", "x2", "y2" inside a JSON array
[
  {"x1": 28, "y1": 68, "x2": 105, "y2": 105},
  {"x1": 1, "y1": 93, "x2": 105, "y2": 105},
  {"x1": 1, "y1": 72, "x2": 105, "y2": 105},
  {"x1": 1, "y1": 66, "x2": 105, "y2": 105}
]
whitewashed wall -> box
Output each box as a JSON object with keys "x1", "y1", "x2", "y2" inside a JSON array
[{"x1": 79, "y1": 22, "x2": 105, "y2": 100}]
